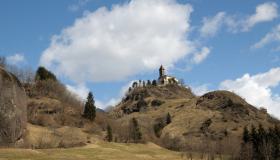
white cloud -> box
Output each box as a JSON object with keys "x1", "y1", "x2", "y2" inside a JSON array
[
  {"x1": 6, "y1": 53, "x2": 25, "y2": 65},
  {"x1": 252, "y1": 24, "x2": 280, "y2": 49},
  {"x1": 220, "y1": 67, "x2": 280, "y2": 118},
  {"x1": 192, "y1": 47, "x2": 210, "y2": 64},
  {"x1": 40, "y1": 0, "x2": 209, "y2": 83},
  {"x1": 200, "y1": 2, "x2": 278, "y2": 36},
  {"x1": 191, "y1": 84, "x2": 210, "y2": 96},
  {"x1": 66, "y1": 83, "x2": 89, "y2": 100},
  {"x1": 96, "y1": 80, "x2": 135, "y2": 109},
  {"x1": 68, "y1": 0, "x2": 90, "y2": 12},
  {"x1": 67, "y1": 80, "x2": 135, "y2": 109},
  {"x1": 96, "y1": 98, "x2": 119, "y2": 110},
  {"x1": 243, "y1": 2, "x2": 278, "y2": 31},
  {"x1": 200, "y1": 12, "x2": 226, "y2": 37}
]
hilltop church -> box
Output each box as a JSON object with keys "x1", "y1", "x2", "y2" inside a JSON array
[{"x1": 158, "y1": 65, "x2": 178, "y2": 85}]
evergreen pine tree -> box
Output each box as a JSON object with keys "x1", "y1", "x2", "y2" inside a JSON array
[
  {"x1": 106, "y1": 125, "x2": 113, "y2": 142},
  {"x1": 166, "y1": 113, "x2": 171, "y2": 124},
  {"x1": 83, "y1": 92, "x2": 96, "y2": 121}
]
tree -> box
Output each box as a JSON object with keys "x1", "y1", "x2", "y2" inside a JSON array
[
  {"x1": 250, "y1": 125, "x2": 260, "y2": 159},
  {"x1": 106, "y1": 125, "x2": 113, "y2": 142},
  {"x1": 166, "y1": 113, "x2": 171, "y2": 124},
  {"x1": 128, "y1": 87, "x2": 132, "y2": 92},
  {"x1": 132, "y1": 81, "x2": 138, "y2": 88},
  {"x1": 130, "y1": 118, "x2": 142, "y2": 143},
  {"x1": 35, "y1": 66, "x2": 57, "y2": 81},
  {"x1": 243, "y1": 126, "x2": 250, "y2": 143},
  {"x1": 147, "y1": 80, "x2": 151, "y2": 86},
  {"x1": 239, "y1": 125, "x2": 280, "y2": 160},
  {"x1": 136, "y1": 95, "x2": 147, "y2": 111},
  {"x1": 152, "y1": 80, "x2": 157, "y2": 86},
  {"x1": 139, "y1": 80, "x2": 142, "y2": 87},
  {"x1": 0, "y1": 56, "x2": 6, "y2": 68},
  {"x1": 83, "y1": 92, "x2": 96, "y2": 121},
  {"x1": 272, "y1": 125, "x2": 280, "y2": 159},
  {"x1": 179, "y1": 79, "x2": 185, "y2": 86}
]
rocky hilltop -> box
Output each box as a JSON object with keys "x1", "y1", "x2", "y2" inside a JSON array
[{"x1": 110, "y1": 83, "x2": 279, "y2": 153}]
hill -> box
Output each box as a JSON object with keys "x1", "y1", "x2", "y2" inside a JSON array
[
  {"x1": 110, "y1": 84, "x2": 279, "y2": 155},
  {"x1": 1, "y1": 65, "x2": 279, "y2": 159}
]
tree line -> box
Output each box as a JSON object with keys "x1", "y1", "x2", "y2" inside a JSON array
[{"x1": 241, "y1": 124, "x2": 280, "y2": 160}]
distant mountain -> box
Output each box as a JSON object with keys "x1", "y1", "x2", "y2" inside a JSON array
[{"x1": 96, "y1": 108, "x2": 105, "y2": 113}]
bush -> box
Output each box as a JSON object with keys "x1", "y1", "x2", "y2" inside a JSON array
[
  {"x1": 166, "y1": 113, "x2": 171, "y2": 124},
  {"x1": 151, "y1": 99, "x2": 164, "y2": 107},
  {"x1": 153, "y1": 120, "x2": 165, "y2": 138},
  {"x1": 152, "y1": 80, "x2": 157, "y2": 86}
]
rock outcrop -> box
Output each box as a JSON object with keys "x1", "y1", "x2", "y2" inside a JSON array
[{"x1": 0, "y1": 67, "x2": 27, "y2": 146}]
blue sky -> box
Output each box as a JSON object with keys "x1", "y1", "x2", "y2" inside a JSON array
[{"x1": 1, "y1": 0, "x2": 280, "y2": 116}]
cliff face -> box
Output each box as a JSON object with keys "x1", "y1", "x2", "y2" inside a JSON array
[{"x1": 0, "y1": 67, "x2": 27, "y2": 146}]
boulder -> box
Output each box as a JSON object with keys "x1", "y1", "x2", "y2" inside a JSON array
[{"x1": 0, "y1": 67, "x2": 27, "y2": 146}]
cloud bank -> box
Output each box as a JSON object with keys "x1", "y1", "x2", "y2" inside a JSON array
[
  {"x1": 40, "y1": 0, "x2": 208, "y2": 83},
  {"x1": 244, "y1": 2, "x2": 278, "y2": 31},
  {"x1": 200, "y1": 12, "x2": 226, "y2": 37},
  {"x1": 7, "y1": 53, "x2": 25, "y2": 65},
  {"x1": 252, "y1": 24, "x2": 280, "y2": 49},
  {"x1": 220, "y1": 68, "x2": 280, "y2": 118},
  {"x1": 200, "y1": 2, "x2": 278, "y2": 37}
]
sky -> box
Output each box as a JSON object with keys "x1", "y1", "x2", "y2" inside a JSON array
[{"x1": 1, "y1": 0, "x2": 280, "y2": 117}]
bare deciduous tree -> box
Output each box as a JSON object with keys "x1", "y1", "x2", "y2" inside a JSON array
[{"x1": 0, "y1": 56, "x2": 6, "y2": 68}]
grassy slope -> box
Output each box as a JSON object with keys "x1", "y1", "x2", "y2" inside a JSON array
[{"x1": 0, "y1": 142, "x2": 183, "y2": 160}]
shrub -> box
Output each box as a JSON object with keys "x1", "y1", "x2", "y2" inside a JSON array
[
  {"x1": 151, "y1": 99, "x2": 164, "y2": 107},
  {"x1": 153, "y1": 120, "x2": 165, "y2": 138},
  {"x1": 166, "y1": 113, "x2": 171, "y2": 124}
]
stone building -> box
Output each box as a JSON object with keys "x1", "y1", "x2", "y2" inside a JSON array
[{"x1": 158, "y1": 65, "x2": 178, "y2": 85}]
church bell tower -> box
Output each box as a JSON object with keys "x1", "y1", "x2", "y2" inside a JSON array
[{"x1": 159, "y1": 65, "x2": 165, "y2": 77}]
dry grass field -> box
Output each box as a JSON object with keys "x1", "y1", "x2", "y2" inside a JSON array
[
  {"x1": 0, "y1": 142, "x2": 184, "y2": 160},
  {"x1": 0, "y1": 141, "x2": 233, "y2": 160}
]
